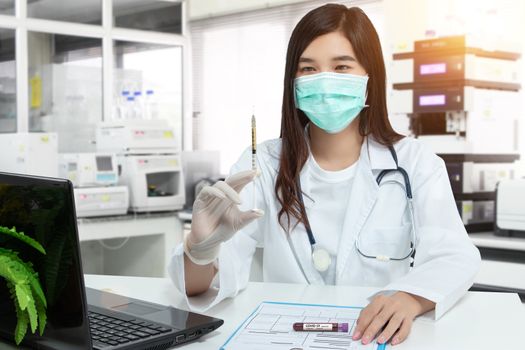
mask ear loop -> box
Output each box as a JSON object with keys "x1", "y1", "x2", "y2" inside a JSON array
[
  {"x1": 292, "y1": 77, "x2": 299, "y2": 109},
  {"x1": 364, "y1": 74, "x2": 370, "y2": 108}
]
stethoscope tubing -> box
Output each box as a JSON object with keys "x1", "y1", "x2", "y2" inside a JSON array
[{"x1": 289, "y1": 145, "x2": 417, "y2": 283}]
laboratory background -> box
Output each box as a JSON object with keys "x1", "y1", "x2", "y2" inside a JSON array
[{"x1": 0, "y1": 0, "x2": 524, "y2": 312}]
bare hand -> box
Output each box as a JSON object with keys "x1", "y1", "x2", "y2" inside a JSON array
[{"x1": 352, "y1": 292, "x2": 435, "y2": 346}]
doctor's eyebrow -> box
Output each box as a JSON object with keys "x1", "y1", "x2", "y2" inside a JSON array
[
  {"x1": 298, "y1": 55, "x2": 357, "y2": 63},
  {"x1": 299, "y1": 57, "x2": 316, "y2": 63},
  {"x1": 332, "y1": 55, "x2": 356, "y2": 62}
]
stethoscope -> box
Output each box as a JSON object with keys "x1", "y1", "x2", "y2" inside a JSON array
[{"x1": 289, "y1": 145, "x2": 417, "y2": 283}]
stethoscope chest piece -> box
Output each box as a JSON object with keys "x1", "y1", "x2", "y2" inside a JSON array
[{"x1": 312, "y1": 246, "x2": 332, "y2": 272}]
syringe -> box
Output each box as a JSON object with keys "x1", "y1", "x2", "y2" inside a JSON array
[
  {"x1": 251, "y1": 114, "x2": 257, "y2": 171},
  {"x1": 251, "y1": 114, "x2": 257, "y2": 208}
]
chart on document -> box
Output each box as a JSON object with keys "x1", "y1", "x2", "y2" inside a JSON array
[{"x1": 221, "y1": 302, "x2": 385, "y2": 350}]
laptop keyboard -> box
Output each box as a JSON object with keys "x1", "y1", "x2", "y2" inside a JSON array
[{"x1": 88, "y1": 311, "x2": 173, "y2": 348}]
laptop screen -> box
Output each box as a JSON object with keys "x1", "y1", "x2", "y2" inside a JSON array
[{"x1": 0, "y1": 173, "x2": 91, "y2": 349}]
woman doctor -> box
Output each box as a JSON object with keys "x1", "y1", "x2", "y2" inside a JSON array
[{"x1": 169, "y1": 4, "x2": 481, "y2": 346}]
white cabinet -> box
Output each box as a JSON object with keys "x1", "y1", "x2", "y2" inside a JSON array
[{"x1": 78, "y1": 213, "x2": 182, "y2": 277}]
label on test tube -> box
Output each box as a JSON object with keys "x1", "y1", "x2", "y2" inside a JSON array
[{"x1": 293, "y1": 322, "x2": 348, "y2": 332}]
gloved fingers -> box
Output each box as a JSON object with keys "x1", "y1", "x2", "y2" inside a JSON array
[
  {"x1": 193, "y1": 185, "x2": 227, "y2": 214},
  {"x1": 233, "y1": 208, "x2": 265, "y2": 231},
  {"x1": 214, "y1": 181, "x2": 242, "y2": 204},
  {"x1": 197, "y1": 185, "x2": 226, "y2": 201},
  {"x1": 225, "y1": 169, "x2": 258, "y2": 193}
]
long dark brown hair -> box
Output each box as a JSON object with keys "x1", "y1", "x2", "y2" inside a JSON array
[{"x1": 275, "y1": 4, "x2": 404, "y2": 231}]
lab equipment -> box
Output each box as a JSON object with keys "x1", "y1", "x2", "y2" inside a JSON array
[
  {"x1": 390, "y1": 87, "x2": 520, "y2": 154},
  {"x1": 37, "y1": 63, "x2": 102, "y2": 153},
  {"x1": 58, "y1": 152, "x2": 129, "y2": 218},
  {"x1": 391, "y1": 34, "x2": 521, "y2": 232},
  {"x1": 445, "y1": 157, "x2": 517, "y2": 193},
  {"x1": 221, "y1": 302, "x2": 381, "y2": 350},
  {"x1": 96, "y1": 120, "x2": 184, "y2": 212},
  {"x1": 96, "y1": 119, "x2": 178, "y2": 153},
  {"x1": 112, "y1": 90, "x2": 130, "y2": 120},
  {"x1": 293, "y1": 146, "x2": 416, "y2": 280},
  {"x1": 391, "y1": 35, "x2": 520, "y2": 87},
  {"x1": 118, "y1": 154, "x2": 184, "y2": 212},
  {"x1": 58, "y1": 153, "x2": 119, "y2": 187},
  {"x1": 132, "y1": 91, "x2": 142, "y2": 119},
  {"x1": 0, "y1": 132, "x2": 58, "y2": 177},
  {"x1": 391, "y1": 35, "x2": 521, "y2": 154},
  {"x1": 144, "y1": 89, "x2": 158, "y2": 120},
  {"x1": 495, "y1": 179, "x2": 525, "y2": 237},
  {"x1": 126, "y1": 96, "x2": 137, "y2": 119},
  {"x1": 444, "y1": 155, "x2": 518, "y2": 231},
  {"x1": 293, "y1": 322, "x2": 349, "y2": 332},
  {"x1": 73, "y1": 186, "x2": 129, "y2": 217}
]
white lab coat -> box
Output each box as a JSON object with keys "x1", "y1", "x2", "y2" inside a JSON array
[{"x1": 168, "y1": 136, "x2": 481, "y2": 319}]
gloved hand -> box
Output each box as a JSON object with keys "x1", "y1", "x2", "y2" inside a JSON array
[{"x1": 184, "y1": 169, "x2": 264, "y2": 265}]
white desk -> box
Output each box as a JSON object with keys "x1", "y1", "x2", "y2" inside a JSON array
[{"x1": 84, "y1": 274, "x2": 524, "y2": 350}]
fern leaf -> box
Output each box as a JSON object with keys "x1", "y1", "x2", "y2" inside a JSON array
[
  {"x1": 29, "y1": 272, "x2": 47, "y2": 308},
  {"x1": 0, "y1": 226, "x2": 46, "y2": 254},
  {"x1": 13, "y1": 299, "x2": 29, "y2": 346},
  {"x1": 35, "y1": 298, "x2": 47, "y2": 336},
  {"x1": 0, "y1": 254, "x2": 30, "y2": 286},
  {"x1": 0, "y1": 248, "x2": 47, "y2": 307},
  {"x1": 25, "y1": 291, "x2": 38, "y2": 333},
  {"x1": 0, "y1": 231, "x2": 48, "y2": 343},
  {"x1": 15, "y1": 284, "x2": 31, "y2": 311},
  {"x1": 1, "y1": 253, "x2": 48, "y2": 342}
]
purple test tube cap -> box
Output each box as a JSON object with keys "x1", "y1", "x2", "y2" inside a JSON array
[{"x1": 339, "y1": 323, "x2": 349, "y2": 332}]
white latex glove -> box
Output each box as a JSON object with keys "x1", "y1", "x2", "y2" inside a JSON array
[{"x1": 184, "y1": 169, "x2": 264, "y2": 265}]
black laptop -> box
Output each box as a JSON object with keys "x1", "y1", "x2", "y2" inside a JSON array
[{"x1": 0, "y1": 172, "x2": 223, "y2": 349}]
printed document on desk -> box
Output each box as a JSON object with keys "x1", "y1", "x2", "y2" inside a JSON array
[{"x1": 221, "y1": 301, "x2": 387, "y2": 350}]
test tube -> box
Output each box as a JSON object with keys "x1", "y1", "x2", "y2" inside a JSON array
[{"x1": 251, "y1": 114, "x2": 257, "y2": 209}]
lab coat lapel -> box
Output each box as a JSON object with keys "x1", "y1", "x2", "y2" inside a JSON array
[
  {"x1": 336, "y1": 139, "x2": 381, "y2": 282},
  {"x1": 295, "y1": 160, "x2": 325, "y2": 285}
]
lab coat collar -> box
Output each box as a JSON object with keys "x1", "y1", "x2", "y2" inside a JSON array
[
  {"x1": 364, "y1": 136, "x2": 399, "y2": 171},
  {"x1": 299, "y1": 135, "x2": 399, "y2": 209},
  {"x1": 301, "y1": 122, "x2": 398, "y2": 170}
]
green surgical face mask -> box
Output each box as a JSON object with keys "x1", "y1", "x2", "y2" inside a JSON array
[{"x1": 294, "y1": 72, "x2": 369, "y2": 134}]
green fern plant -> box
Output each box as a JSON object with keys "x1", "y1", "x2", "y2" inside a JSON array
[{"x1": 0, "y1": 226, "x2": 47, "y2": 345}]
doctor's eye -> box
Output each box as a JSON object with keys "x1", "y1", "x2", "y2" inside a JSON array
[
  {"x1": 299, "y1": 66, "x2": 316, "y2": 73},
  {"x1": 335, "y1": 65, "x2": 351, "y2": 71}
]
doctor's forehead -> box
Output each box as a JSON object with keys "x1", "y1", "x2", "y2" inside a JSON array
[{"x1": 299, "y1": 31, "x2": 357, "y2": 63}]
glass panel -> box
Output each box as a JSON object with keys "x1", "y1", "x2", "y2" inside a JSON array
[
  {"x1": 0, "y1": 28, "x2": 16, "y2": 133},
  {"x1": 28, "y1": 0, "x2": 102, "y2": 25},
  {"x1": 113, "y1": 0, "x2": 182, "y2": 34},
  {"x1": 28, "y1": 32, "x2": 102, "y2": 152},
  {"x1": 0, "y1": 0, "x2": 14, "y2": 15},
  {"x1": 113, "y1": 40, "x2": 182, "y2": 136}
]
